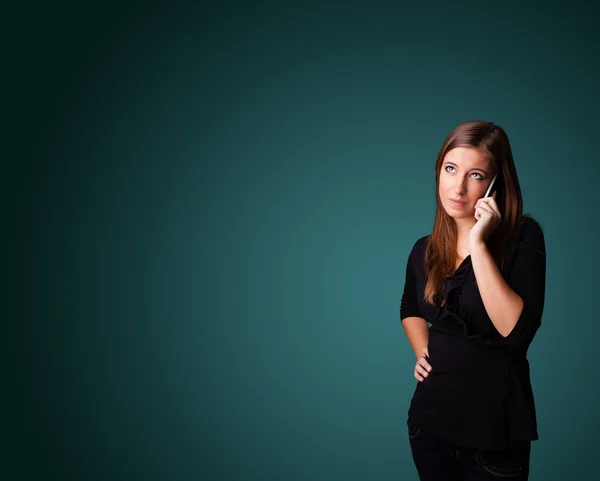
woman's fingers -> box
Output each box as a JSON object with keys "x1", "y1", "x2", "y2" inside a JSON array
[
  {"x1": 476, "y1": 203, "x2": 495, "y2": 215},
  {"x1": 419, "y1": 356, "x2": 432, "y2": 373},
  {"x1": 414, "y1": 354, "x2": 432, "y2": 382},
  {"x1": 421, "y1": 348, "x2": 431, "y2": 371},
  {"x1": 475, "y1": 203, "x2": 496, "y2": 221},
  {"x1": 476, "y1": 197, "x2": 501, "y2": 217},
  {"x1": 414, "y1": 364, "x2": 428, "y2": 382}
]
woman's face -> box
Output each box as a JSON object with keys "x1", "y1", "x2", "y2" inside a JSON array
[{"x1": 438, "y1": 147, "x2": 496, "y2": 221}]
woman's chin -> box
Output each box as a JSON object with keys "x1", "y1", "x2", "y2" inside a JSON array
[{"x1": 443, "y1": 209, "x2": 473, "y2": 221}]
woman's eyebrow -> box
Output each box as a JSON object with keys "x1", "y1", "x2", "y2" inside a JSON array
[{"x1": 444, "y1": 161, "x2": 488, "y2": 174}]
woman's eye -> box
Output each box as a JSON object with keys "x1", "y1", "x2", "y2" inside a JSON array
[{"x1": 444, "y1": 166, "x2": 484, "y2": 180}]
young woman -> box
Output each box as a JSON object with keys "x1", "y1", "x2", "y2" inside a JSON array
[{"x1": 399, "y1": 121, "x2": 546, "y2": 480}]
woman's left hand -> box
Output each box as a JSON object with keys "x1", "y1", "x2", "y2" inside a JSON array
[{"x1": 468, "y1": 191, "x2": 502, "y2": 250}]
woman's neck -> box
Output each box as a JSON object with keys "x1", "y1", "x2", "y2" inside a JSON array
[{"x1": 455, "y1": 218, "x2": 476, "y2": 256}]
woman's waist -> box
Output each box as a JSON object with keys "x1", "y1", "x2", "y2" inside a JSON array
[{"x1": 426, "y1": 329, "x2": 511, "y2": 374}]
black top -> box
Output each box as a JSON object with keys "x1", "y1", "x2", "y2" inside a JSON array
[{"x1": 400, "y1": 216, "x2": 546, "y2": 450}]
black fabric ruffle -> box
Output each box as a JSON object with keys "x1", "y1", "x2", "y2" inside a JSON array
[{"x1": 436, "y1": 256, "x2": 482, "y2": 340}]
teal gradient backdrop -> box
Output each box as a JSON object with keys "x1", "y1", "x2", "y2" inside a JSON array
[{"x1": 8, "y1": 2, "x2": 599, "y2": 480}]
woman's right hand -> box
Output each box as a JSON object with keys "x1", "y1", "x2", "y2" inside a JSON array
[{"x1": 414, "y1": 347, "x2": 432, "y2": 382}]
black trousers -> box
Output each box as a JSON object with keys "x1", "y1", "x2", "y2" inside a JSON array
[{"x1": 408, "y1": 425, "x2": 531, "y2": 480}]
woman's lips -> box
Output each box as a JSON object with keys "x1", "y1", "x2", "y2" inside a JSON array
[{"x1": 450, "y1": 199, "x2": 467, "y2": 207}]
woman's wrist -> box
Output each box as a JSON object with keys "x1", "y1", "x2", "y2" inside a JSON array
[{"x1": 468, "y1": 239, "x2": 488, "y2": 255}]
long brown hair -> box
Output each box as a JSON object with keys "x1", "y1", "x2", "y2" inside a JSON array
[{"x1": 424, "y1": 120, "x2": 523, "y2": 305}]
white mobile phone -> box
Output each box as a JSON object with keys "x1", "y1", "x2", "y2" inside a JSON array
[{"x1": 484, "y1": 174, "x2": 497, "y2": 198}]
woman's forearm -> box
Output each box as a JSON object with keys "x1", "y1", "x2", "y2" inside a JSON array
[
  {"x1": 401, "y1": 316, "x2": 430, "y2": 358},
  {"x1": 470, "y1": 241, "x2": 524, "y2": 337}
]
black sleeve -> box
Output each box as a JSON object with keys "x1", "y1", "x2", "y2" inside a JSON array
[
  {"x1": 502, "y1": 219, "x2": 546, "y2": 351},
  {"x1": 400, "y1": 241, "x2": 423, "y2": 321}
]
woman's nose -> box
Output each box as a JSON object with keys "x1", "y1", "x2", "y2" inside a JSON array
[{"x1": 453, "y1": 177, "x2": 467, "y2": 194}]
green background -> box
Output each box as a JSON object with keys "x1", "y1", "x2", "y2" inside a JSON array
[{"x1": 7, "y1": 1, "x2": 598, "y2": 480}]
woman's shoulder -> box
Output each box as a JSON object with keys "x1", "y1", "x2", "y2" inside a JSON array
[
  {"x1": 516, "y1": 215, "x2": 545, "y2": 242},
  {"x1": 408, "y1": 234, "x2": 430, "y2": 261},
  {"x1": 507, "y1": 215, "x2": 546, "y2": 254}
]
